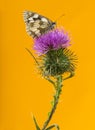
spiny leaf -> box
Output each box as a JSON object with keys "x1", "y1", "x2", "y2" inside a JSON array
[
  {"x1": 46, "y1": 124, "x2": 60, "y2": 130},
  {"x1": 48, "y1": 112, "x2": 51, "y2": 117},
  {"x1": 63, "y1": 71, "x2": 75, "y2": 80},
  {"x1": 33, "y1": 116, "x2": 40, "y2": 130},
  {"x1": 51, "y1": 100, "x2": 54, "y2": 106},
  {"x1": 25, "y1": 48, "x2": 39, "y2": 66}
]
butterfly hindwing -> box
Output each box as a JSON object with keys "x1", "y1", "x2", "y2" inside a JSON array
[{"x1": 23, "y1": 11, "x2": 56, "y2": 38}]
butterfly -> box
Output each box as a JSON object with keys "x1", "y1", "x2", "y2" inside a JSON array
[{"x1": 23, "y1": 11, "x2": 56, "y2": 38}]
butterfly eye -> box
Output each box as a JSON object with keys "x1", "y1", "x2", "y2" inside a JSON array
[{"x1": 52, "y1": 22, "x2": 56, "y2": 25}]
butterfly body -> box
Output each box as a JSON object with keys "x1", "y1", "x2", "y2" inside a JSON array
[{"x1": 23, "y1": 11, "x2": 56, "y2": 38}]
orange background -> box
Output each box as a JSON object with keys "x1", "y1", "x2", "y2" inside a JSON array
[{"x1": 0, "y1": 0, "x2": 95, "y2": 130}]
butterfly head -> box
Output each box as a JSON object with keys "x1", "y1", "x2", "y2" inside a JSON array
[
  {"x1": 49, "y1": 22, "x2": 56, "y2": 30},
  {"x1": 52, "y1": 22, "x2": 56, "y2": 27},
  {"x1": 52, "y1": 22, "x2": 56, "y2": 25}
]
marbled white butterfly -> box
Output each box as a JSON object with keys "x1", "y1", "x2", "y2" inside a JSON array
[{"x1": 23, "y1": 11, "x2": 56, "y2": 38}]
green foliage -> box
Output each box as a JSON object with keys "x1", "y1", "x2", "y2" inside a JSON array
[
  {"x1": 40, "y1": 48, "x2": 77, "y2": 77},
  {"x1": 46, "y1": 124, "x2": 59, "y2": 130},
  {"x1": 33, "y1": 116, "x2": 40, "y2": 130}
]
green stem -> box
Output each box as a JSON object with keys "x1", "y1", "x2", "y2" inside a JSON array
[
  {"x1": 42, "y1": 75, "x2": 63, "y2": 130},
  {"x1": 44, "y1": 77, "x2": 56, "y2": 89}
]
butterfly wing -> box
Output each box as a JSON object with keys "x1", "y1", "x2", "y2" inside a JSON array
[{"x1": 23, "y1": 11, "x2": 55, "y2": 38}]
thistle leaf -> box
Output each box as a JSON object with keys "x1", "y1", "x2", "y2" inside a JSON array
[
  {"x1": 25, "y1": 48, "x2": 39, "y2": 66},
  {"x1": 46, "y1": 124, "x2": 60, "y2": 130},
  {"x1": 33, "y1": 116, "x2": 40, "y2": 130}
]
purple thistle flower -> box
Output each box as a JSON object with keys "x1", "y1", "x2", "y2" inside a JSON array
[{"x1": 34, "y1": 28, "x2": 70, "y2": 55}]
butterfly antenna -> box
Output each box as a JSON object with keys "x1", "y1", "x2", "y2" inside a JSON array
[{"x1": 55, "y1": 14, "x2": 65, "y2": 22}]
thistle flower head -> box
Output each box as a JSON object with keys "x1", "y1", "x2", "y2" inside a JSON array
[
  {"x1": 39, "y1": 48, "x2": 77, "y2": 77},
  {"x1": 33, "y1": 28, "x2": 77, "y2": 77},
  {"x1": 34, "y1": 28, "x2": 70, "y2": 55}
]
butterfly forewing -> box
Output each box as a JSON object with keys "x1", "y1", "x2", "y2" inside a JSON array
[{"x1": 23, "y1": 11, "x2": 55, "y2": 38}]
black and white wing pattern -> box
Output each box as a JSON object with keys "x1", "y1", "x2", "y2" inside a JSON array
[{"x1": 23, "y1": 11, "x2": 56, "y2": 38}]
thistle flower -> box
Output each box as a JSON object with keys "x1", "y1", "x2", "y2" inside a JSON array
[
  {"x1": 33, "y1": 28, "x2": 76, "y2": 77},
  {"x1": 34, "y1": 28, "x2": 70, "y2": 55}
]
